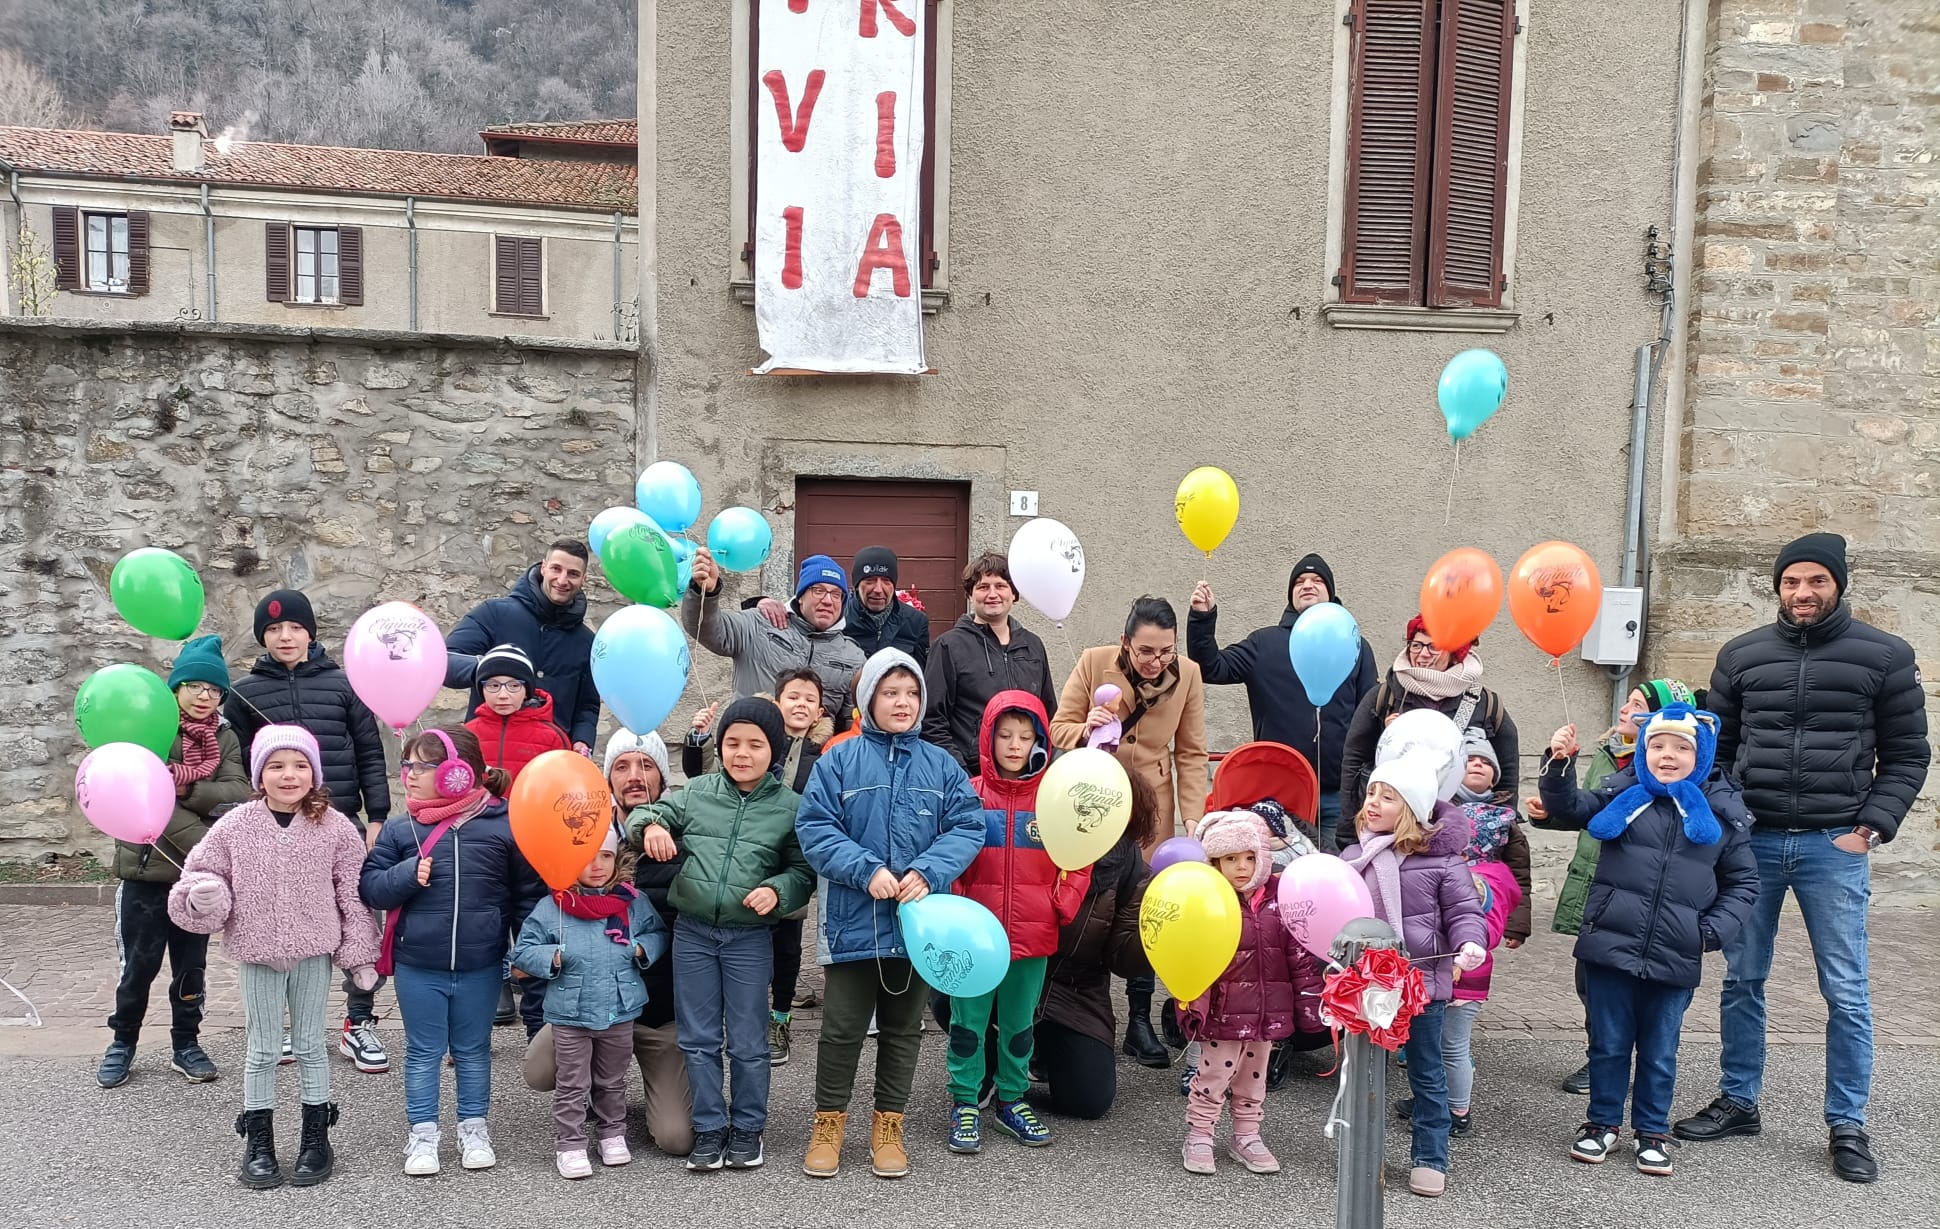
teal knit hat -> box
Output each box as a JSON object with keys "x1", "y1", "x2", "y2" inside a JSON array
[
  {"x1": 168, "y1": 634, "x2": 231, "y2": 693},
  {"x1": 1639, "y1": 678, "x2": 1694, "y2": 713}
]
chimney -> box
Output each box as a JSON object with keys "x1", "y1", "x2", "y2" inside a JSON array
[{"x1": 168, "y1": 111, "x2": 208, "y2": 174}]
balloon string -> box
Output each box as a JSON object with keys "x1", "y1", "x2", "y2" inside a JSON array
[
  {"x1": 1056, "y1": 621, "x2": 1080, "y2": 677},
  {"x1": 146, "y1": 843, "x2": 184, "y2": 873},
  {"x1": 688, "y1": 568, "x2": 713, "y2": 715},
  {"x1": 1323, "y1": 1038, "x2": 1352, "y2": 1140},
  {"x1": 1443, "y1": 437, "x2": 1461, "y2": 528},
  {"x1": 1556, "y1": 657, "x2": 1572, "y2": 728}
]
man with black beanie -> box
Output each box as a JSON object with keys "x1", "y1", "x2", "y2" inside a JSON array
[
  {"x1": 1672, "y1": 533, "x2": 1929, "y2": 1185},
  {"x1": 1185, "y1": 553, "x2": 1377, "y2": 848},
  {"x1": 844, "y1": 546, "x2": 931, "y2": 665}
]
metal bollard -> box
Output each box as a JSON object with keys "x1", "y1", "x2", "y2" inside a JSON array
[{"x1": 1331, "y1": 917, "x2": 1402, "y2": 1229}]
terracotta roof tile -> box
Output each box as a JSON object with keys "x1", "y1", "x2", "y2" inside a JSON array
[
  {"x1": 0, "y1": 126, "x2": 636, "y2": 213},
  {"x1": 479, "y1": 120, "x2": 637, "y2": 145}
]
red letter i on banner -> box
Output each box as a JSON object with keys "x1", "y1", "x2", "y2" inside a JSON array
[
  {"x1": 782, "y1": 206, "x2": 805, "y2": 290},
  {"x1": 875, "y1": 92, "x2": 897, "y2": 178}
]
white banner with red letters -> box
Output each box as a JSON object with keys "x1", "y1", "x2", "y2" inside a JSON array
[{"x1": 753, "y1": 0, "x2": 926, "y2": 374}]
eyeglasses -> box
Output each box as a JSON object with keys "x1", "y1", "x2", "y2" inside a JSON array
[
  {"x1": 1128, "y1": 646, "x2": 1177, "y2": 665},
  {"x1": 1407, "y1": 639, "x2": 1442, "y2": 657},
  {"x1": 179, "y1": 682, "x2": 223, "y2": 699},
  {"x1": 400, "y1": 759, "x2": 441, "y2": 775},
  {"x1": 481, "y1": 680, "x2": 526, "y2": 694}
]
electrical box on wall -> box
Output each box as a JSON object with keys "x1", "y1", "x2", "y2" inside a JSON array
[{"x1": 1582, "y1": 587, "x2": 1645, "y2": 667}]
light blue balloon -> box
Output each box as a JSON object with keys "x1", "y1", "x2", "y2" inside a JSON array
[
  {"x1": 1288, "y1": 603, "x2": 1362, "y2": 708},
  {"x1": 635, "y1": 462, "x2": 704, "y2": 534},
  {"x1": 590, "y1": 506, "x2": 651, "y2": 558},
  {"x1": 668, "y1": 535, "x2": 697, "y2": 593},
  {"x1": 900, "y1": 894, "x2": 1011, "y2": 999},
  {"x1": 706, "y1": 506, "x2": 774, "y2": 574},
  {"x1": 591, "y1": 605, "x2": 690, "y2": 733},
  {"x1": 1437, "y1": 348, "x2": 1509, "y2": 442}
]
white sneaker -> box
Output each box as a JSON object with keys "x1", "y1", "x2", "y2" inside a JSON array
[
  {"x1": 556, "y1": 1148, "x2": 593, "y2": 1180},
  {"x1": 404, "y1": 1123, "x2": 441, "y2": 1176},
  {"x1": 867, "y1": 1011, "x2": 879, "y2": 1037},
  {"x1": 279, "y1": 1033, "x2": 295, "y2": 1066},
  {"x1": 458, "y1": 1117, "x2": 497, "y2": 1170},
  {"x1": 597, "y1": 1135, "x2": 633, "y2": 1167}
]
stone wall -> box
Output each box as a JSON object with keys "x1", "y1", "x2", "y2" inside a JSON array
[
  {"x1": 1656, "y1": 0, "x2": 1939, "y2": 866},
  {"x1": 0, "y1": 318, "x2": 637, "y2": 857}
]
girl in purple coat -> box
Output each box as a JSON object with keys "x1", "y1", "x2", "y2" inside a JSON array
[
  {"x1": 1177, "y1": 811, "x2": 1323, "y2": 1177},
  {"x1": 1340, "y1": 755, "x2": 1488, "y2": 1199}
]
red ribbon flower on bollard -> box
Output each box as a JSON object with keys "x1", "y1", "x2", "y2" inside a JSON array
[{"x1": 1320, "y1": 947, "x2": 1429, "y2": 1052}]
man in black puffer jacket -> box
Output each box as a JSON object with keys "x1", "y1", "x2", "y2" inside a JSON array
[
  {"x1": 1671, "y1": 534, "x2": 1930, "y2": 1186},
  {"x1": 843, "y1": 546, "x2": 931, "y2": 664},
  {"x1": 446, "y1": 542, "x2": 602, "y2": 754},
  {"x1": 225, "y1": 588, "x2": 394, "y2": 1070}
]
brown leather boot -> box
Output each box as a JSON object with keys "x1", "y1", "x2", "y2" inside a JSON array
[
  {"x1": 870, "y1": 1110, "x2": 909, "y2": 1179},
  {"x1": 803, "y1": 1111, "x2": 846, "y2": 1178}
]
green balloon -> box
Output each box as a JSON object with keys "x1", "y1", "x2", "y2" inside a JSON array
[
  {"x1": 75, "y1": 663, "x2": 180, "y2": 757},
  {"x1": 110, "y1": 548, "x2": 205, "y2": 640},
  {"x1": 602, "y1": 523, "x2": 680, "y2": 607}
]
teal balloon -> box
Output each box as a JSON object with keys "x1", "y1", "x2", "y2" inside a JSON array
[
  {"x1": 635, "y1": 462, "x2": 703, "y2": 534},
  {"x1": 1287, "y1": 603, "x2": 1362, "y2": 708},
  {"x1": 590, "y1": 506, "x2": 651, "y2": 558},
  {"x1": 603, "y1": 524, "x2": 681, "y2": 607},
  {"x1": 591, "y1": 605, "x2": 690, "y2": 734},
  {"x1": 901, "y1": 894, "x2": 1011, "y2": 998},
  {"x1": 1437, "y1": 348, "x2": 1509, "y2": 441},
  {"x1": 75, "y1": 664, "x2": 179, "y2": 758},
  {"x1": 668, "y1": 535, "x2": 697, "y2": 593},
  {"x1": 706, "y1": 507, "x2": 773, "y2": 573}
]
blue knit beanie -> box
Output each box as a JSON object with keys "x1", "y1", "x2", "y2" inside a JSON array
[{"x1": 167, "y1": 634, "x2": 231, "y2": 693}]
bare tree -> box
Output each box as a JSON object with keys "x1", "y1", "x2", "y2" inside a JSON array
[
  {"x1": 8, "y1": 223, "x2": 60, "y2": 315},
  {"x1": 0, "y1": 46, "x2": 70, "y2": 127}
]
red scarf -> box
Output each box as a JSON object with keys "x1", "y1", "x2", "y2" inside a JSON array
[
  {"x1": 376, "y1": 788, "x2": 493, "y2": 974},
  {"x1": 170, "y1": 710, "x2": 223, "y2": 787},
  {"x1": 555, "y1": 884, "x2": 639, "y2": 945}
]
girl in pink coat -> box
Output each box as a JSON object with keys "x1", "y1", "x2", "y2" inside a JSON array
[{"x1": 170, "y1": 725, "x2": 380, "y2": 1191}]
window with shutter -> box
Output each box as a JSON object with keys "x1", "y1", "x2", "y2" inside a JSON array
[
  {"x1": 493, "y1": 236, "x2": 545, "y2": 316},
  {"x1": 126, "y1": 211, "x2": 151, "y2": 296},
  {"x1": 337, "y1": 226, "x2": 364, "y2": 306},
  {"x1": 265, "y1": 223, "x2": 291, "y2": 303},
  {"x1": 1337, "y1": 0, "x2": 1517, "y2": 311},
  {"x1": 80, "y1": 212, "x2": 131, "y2": 292},
  {"x1": 50, "y1": 206, "x2": 81, "y2": 291}
]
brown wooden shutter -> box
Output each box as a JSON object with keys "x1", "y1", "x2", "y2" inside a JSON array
[
  {"x1": 337, "y1": 226, "x2": 364, "y2": 306},
  {"x1": 1339, "y1": 0, "x2": 1437, "y2": 305},
  {"x1": 494, "y1": 236, "x2": 518, "y2": 313},
  {"x1": 1427, "y1": 0, "x2": 1515, "y2": 307},
  {"x1": 265, "y1": 223, "x2": 291, "y2": 302},
  {"x1": 51, "y1": 205, "x2": 81, "y2": 290},
  {"x1": 125, "y1": 211, "x2": 151, "y2": 296},
  {"x1": 516, "y1": 238, "x2": 544, "y2": 315}
]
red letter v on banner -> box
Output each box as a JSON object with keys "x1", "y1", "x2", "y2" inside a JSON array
[{"x1": 762, "y1": 69, "x2": 827, "y2": 153}]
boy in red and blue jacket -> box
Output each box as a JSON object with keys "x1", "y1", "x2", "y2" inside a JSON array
[{"x1": 946, "y1": 691, "x2": 1089, "y2": 1155}]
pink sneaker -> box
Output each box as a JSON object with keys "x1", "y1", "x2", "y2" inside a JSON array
[
  {"x1": 1182, "y1": 1134, "x2": 1216, "y2": 1175},
  {"x1": 1228, "y1": 1134, "x2": 1281, "y2": 1174}
]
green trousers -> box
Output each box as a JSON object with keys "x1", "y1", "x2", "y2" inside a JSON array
[
  {"x1": 946, "y1": 956, "x2": 1048, "y2": 1105},
  {"x1": 815, "y1": 958, "x2": 928, "y2": 1114}
]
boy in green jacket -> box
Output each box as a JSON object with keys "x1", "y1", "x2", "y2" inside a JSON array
[{"x1": 630, "y1": 698, "x2": 813, "y2": 1174}]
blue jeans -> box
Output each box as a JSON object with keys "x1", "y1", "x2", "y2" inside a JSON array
[
  {"x1": 1719, "y1": 826, "x2": 1873, "y2": 1127},
  {"x1": 673, "y1": 916, "x2": 774, "y2": 1133},
  {"x1": 1401, "y1": 999, "x2": 1449, "y2": 1172},
  {"x1": 1317, "y1": 792, "x2": 1343, "y2": 853},
  {"x1": 392, "y1": 963, "x2": 501, "y2": 1125},
  {"x1": 1583, "y1": 962, "x2": 1694, "y2": 1137}
]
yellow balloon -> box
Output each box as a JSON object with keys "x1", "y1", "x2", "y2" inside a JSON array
[
  {"x1": 1175, "y1": 466, "x2": 1240, "y2": 555},
  {"x1": 1139, "y1": 861, "x2": 1241, "y2": 1002},
  {"x1": 1035, "y1": 748, "x2": 1132, "y2": 871}
]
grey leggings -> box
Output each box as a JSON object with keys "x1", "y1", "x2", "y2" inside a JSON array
[
  {"x1": 240, "y1": 956, "x2": 333, "y2": 1111},
  {"x1": 1443, "y1": 1000, "x2": 1482, "y2": 1112}
]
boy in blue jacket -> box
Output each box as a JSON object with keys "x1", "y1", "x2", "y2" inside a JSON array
[
  {"x1": 1535, "y1": 704, "x2": 1758, "y2": 1179},
  {"x1": 793, "y1": 648, "x2": 984, "y2": 1182}
]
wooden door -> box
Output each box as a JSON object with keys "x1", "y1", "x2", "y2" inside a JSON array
[{"x1": 793, "y1": 477, "x2": 970, "y2": 645}]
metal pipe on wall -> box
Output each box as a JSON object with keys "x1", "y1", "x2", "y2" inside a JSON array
[
  {"x1": 406, "y1": 197, "x2": 419, "y2": 331},
  {"x1": 2, "y1": 165, "x2": 19, "y2": 317},
  {"x1": 639, "y1": 0, "x2": 660, "y2": 464},
  {"x1": 199, "y1": 184, "x2": 217, "y2": 322},
  {"x1": 611, "y1": 212, "x2": 624, "y2": 340}
]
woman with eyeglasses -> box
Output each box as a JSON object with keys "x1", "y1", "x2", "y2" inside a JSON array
[
  {"x1": 1050, "y1": 596, "x2": 1207, "y2": 1071},
  {"x1": 1334, "y1": 615, "x2": 1520, "y2": 851}
]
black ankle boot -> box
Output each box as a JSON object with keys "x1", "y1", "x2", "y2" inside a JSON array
[
  {"x1": 291, "y1": 1102, "x2": 339, "y2": 1186},
  {"x1": 1121, "y1": 991, "x2": 1171, "y2": 1069},
  {"x1": 235, "y1": 1108, "x2": 282, "y2": 1188}
]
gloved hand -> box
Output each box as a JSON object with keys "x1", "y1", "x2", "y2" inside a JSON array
[
  {"x1": 1453, "y1": 942, "x2": 1487, "y2": 972},
  {"x1": 350, "y1": 966, "x2": 379, "y2": 992},
  {"x1": 186, "y1": 877, "x2": 224, "y2": 914}
]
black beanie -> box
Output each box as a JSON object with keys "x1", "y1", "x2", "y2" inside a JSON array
[
  {"x1": 475, "y1": 643, "x2": 539, "y2": 691},
  {"x1": 717, "y1": 697, "x2": 790, "y2": 768},
  {"x1": 1773, "y1": 533, "x2": 1848, "y2": 595},
  {"x1": 853, "y1": 546, "x2": 899, "y2": 586},
  {"x1": 254, "y1": 589, "x2": 317, "y2": 644},
  {"x1": 1288, "y1": 553, "x2": 1337, "y2": 604}
]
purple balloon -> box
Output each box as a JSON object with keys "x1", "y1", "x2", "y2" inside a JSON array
[{"x1": 1149, "y1": 836, "x2": 1208, "y2": 874}]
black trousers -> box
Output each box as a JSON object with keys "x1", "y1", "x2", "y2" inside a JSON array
[
  {"x1": 1035, "y1": 1019, "x2": 1118, "y2": 1120},
  {"x1": 771, "y1": 917, "x2": 804, "y2": 1013},
  {"x1": 108, "y1": 879, "x2": 208, "y2": 1048}
]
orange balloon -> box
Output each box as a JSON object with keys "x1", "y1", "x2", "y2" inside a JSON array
[
  {"x1": 1420, "y1": 548, "x2": 1503, "y2": 652},
  {"x1": 509, "y1": 750, "x2": 615, "y2": 890},
  {"x1": 1508, "y1": 542, "x2": 1603, "y2": 659}
]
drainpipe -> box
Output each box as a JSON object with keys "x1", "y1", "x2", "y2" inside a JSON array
[
  {"x1": 199, "y1": 184, "x2": 217, "y2": 322},
  {"x1": 2, "y1": 164, "x2": 19, "y2": 317},
  {"x1": 640, "y1": 0, "x2": 659, "y2": 463},
  {"x1": 612, "y1": 212, "x2": 625, "y2": 340},
  {"x1": 1610, "y1": 280, "x2": 1676, "y2": 727},
  {"x1": 405, "y1": 196, "x2": 419, "y2": 331}
]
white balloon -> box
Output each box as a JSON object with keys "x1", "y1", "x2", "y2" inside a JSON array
[
  {"x1": 1006, "y1": 517, "x2": 1086, "y2": 623},
  {"x1": 1375, "y1": 709, "x2": 1466, "y2": 800}
]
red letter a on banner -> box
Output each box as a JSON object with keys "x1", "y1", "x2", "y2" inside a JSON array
[
  {"x1": 860, "y1": 0, "x2": 916, "y2": 38},
  {"x1": 852, "y1": 214, "x2": 911, "y2": 298},
  {"x1": 762, "y1": 69, "x2": 826, "y2": 153}
]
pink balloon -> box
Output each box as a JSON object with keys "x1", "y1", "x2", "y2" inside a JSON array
[
  {"x1": 1277, "y1": 852, "x2": 1377, "y2": 961},
  {"x1": 75, "y1": 742, "x2": 175, "y2": 844},
  {"x1": 343, "y1": 601, "x2": 448, "y2": 733},
  {"x1": 1149, "y1": 836, "x2": 1207, "y2": 874}
]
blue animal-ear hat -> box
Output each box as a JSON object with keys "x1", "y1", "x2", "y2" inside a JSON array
[{"x1": 1588, "y1": 703, "x2": 1722, "y2": 846}]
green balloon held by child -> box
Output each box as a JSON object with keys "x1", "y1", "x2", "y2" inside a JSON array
[{"x1": 75, "y1": 663, "x2": 180, "y2": 758}]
